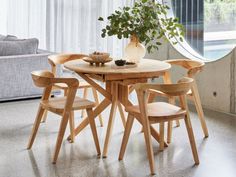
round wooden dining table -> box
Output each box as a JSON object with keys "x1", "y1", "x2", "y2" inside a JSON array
[{"x1": 64, "y1": 58, "x2": 171, "y2": 157}]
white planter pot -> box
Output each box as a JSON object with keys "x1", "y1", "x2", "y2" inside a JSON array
[{"x1": 124, "y1": 35, "x2": 146, "y2": 63}]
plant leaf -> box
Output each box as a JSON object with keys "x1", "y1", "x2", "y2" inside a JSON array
[{"x1": 98, "y1": 17, "x2": 104, "y2": 21}]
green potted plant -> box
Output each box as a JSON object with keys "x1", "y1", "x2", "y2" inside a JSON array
[{"x1": 98, "y1": 0, "x2": 184, "y2": 63}]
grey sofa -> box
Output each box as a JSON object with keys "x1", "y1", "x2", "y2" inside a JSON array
[{"x1": 0, "y1": 49, "x2": 54, "y2": 101}]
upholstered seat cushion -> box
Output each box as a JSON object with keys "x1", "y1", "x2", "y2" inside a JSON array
[{"x1": 0, "y1": 38, "x2": 39, "y2": 56}]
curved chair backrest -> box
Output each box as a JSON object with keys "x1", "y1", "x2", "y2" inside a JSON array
[
  {"x1": 31, "y1": 70, "x2": 79, "y2": 88},
  {"x1": 165, "y1": 59, "x2": 205, "y2": 78},
  {"x1": 31, "y1": 70, "x2": 55, "y2": 88},
  {"x1": 48, "y1": 54, "x2": 88, "y2": 75},
  {"x1": 135, "y1": 77, "x2": 193, "y2": 97}
]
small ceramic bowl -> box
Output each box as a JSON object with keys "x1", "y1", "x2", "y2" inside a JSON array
[
  {"x1": 89, "y1": 52, "x2": 110, "y2": 62},
  {"x1": 115, "y1": 59, "x2": 126, "y2": 66}
]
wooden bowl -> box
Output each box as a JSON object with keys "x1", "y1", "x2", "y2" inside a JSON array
[
  {"x1": 83, "y1": 57, "x2": 112, "y2": 66},
  {"x1": 89, "y1": 52, "x2": 110, "y2": 62}
]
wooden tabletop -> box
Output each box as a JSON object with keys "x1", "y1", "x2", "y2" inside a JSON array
[{"x1": 64, "y1": 59, "x2": 171, "y2": 77}]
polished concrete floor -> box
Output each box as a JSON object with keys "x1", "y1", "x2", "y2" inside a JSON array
[{"x1": 0, "y1": 95, "x2": 236, "y2": 177}]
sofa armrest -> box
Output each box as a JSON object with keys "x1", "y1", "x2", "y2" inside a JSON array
[{"x1": 0, "y1": 48, "x2": 54, "y2": 59}]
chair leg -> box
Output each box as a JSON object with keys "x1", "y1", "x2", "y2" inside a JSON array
[
  {"x1": 118, "y1": 114, "x2": 134, "y2": 160},
  {"x1": 138, "y1": 87, "x2": 156, "y2": 174},
  {"x1": 27, "y1": 105, "x2": 45, "y2": 149},
  {"x1": 148, "y1": 92, "x2": 156, "y2": 103},
  {"x1": 184, "y1": 114, "x2": 199, "y2": 165},
  {"x1": 41, "y1": 93, "x2": 53, "y2": 123},
  {"x1": 192, "y1": 84, "x2": 209, "y2": 137},
  {"x1": 41, "y1": 110, "x2": 48, "y2": 123},
  {"x1": 52, "y1": 112, "x2": 70, "y2": 164},
  {"x1": 81, "y1": 88, "x2": 88, "y2": 118},
  {"x1": 69, "y1": 111, "x2": 75, "y2": 143},
  {"x1": 137, "y1": 92, "x2": 155, "y2": 133},
  {"x1": 166, "y1": 97, "x2": 179, "y2": 144},
  {"x1": 159, "y1": 122, "x2": 165, "y2": 151},
  {"x1": 167, "y1": 121, "x2": 173, "y2": 144},
  {"x1": 175, "y1": 120, "x2": 180, "y2": 127},
  {"x1": 143, "y1": 121, "x2": 156, "y2": 175},
  {"x1": 92, "y1": 87, "x2": 103, "y2": 127},
  {"x1": 87, "y1": 108, "x2": 101, "y2": 156},
  {"x1": 138, "y1": 93, "x2": 155, "y2": 133},
  {"x1": 118, "y1": 102, "x2": 126, "y2": 129},
  {"x1": 140, "y1": 92, "x2": 155, "y2": 133},
  {"x1": 150, "y1": 125, "x2": 168, "y2": 147}
]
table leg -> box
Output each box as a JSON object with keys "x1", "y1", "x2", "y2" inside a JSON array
[
  {"x1": 67, "y1": 98, "x2": 111, "y2": 140},
  {"x1": 102, "y1": 82, "x2": 119, "y2": 158},
  {"x1": 102, "y1": 100, "x2": 118, "y2": 158},
  {"x1": 118, "y1": 102, "x2": 126, "y2": 128}
]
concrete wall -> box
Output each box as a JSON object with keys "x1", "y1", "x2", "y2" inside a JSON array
[{"x1": 146, "y1": 43, "x2": 236, "y2": 114}]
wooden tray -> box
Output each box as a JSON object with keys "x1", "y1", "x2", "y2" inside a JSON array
[
  {"x1": 83, "y1": 57, "x2": 112, "y2": 66},
  {"x1": 111, "y1": 63, "x2": 138, "y2": 69}
]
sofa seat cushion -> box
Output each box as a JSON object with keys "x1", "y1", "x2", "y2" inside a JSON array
[{"x1": 0, "y1": 38, "x2": 39, "y2": 56}]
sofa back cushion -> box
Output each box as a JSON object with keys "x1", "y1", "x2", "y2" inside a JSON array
[
  {"x1": 0, "y1": 34, "x2": 6, "y2": 41},
  {"x1": 0, "y1": 38, "x2": 39, "y2": 56},
  {"x1": 0, "y1": 35, "x2": 18, "y2": 41},
  {"x1": 4, "y1": 35, "x2": 18, "y2": 41}
]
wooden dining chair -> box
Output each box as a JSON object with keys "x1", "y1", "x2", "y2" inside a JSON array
[
  {"x1": 27, "y1": 70, "x2": 101, "y2": 163},
  {"x1": 119, "y1": 77, "x2": 199, "y2": 175},
  {"x1": 148, "y1": 59, "x2": 209, "y2": 143},
  {"x1": 42, "y1": 53, "x2": 104, "y2": 127}
]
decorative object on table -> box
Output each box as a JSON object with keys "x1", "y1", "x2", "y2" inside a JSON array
[
  {"x1": 125, "y1": 61, "x2": 136, "y2": 65},
  {"x1": 112, "y1": 59, "x2": 137, "y2": 69},
  {"x1": 89, "y1": 51, "x2": 110, "y2": 61},
  {"x1": 98, "y1": 0, "x2": 184, "y2": 63},
  {"x1": 84, "y1": 51, "x2": 112, "y2": 66},
  {"x1": 111, "y1": 63, "x2": 138, "y2": 69},
  {"x1": 83, "y1": 56, "x2": 112, "y2": 66},
  {"x1": 115, "y1": 59, "x2": 126, "y2": 66},
  {"x1": 124, "y1": 34, "x2": 146, "y2": 64}
]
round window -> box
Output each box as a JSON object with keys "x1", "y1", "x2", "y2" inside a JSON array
[{"x1": 165, "y1": 0, "x2": 236, "y2": 61}]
